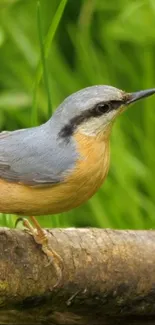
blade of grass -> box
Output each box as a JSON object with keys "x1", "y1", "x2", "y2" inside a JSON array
[
  {"x1": 32, "y1": 0, "x2": 68, "y2": 125},
  {"x1": 37, "y1": 1, "x2": 52, "y2": 118}
]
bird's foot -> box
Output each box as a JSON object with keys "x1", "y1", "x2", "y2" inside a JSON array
[{"x1": 23, "y1": 216, "x2": 63, "y2": 287}]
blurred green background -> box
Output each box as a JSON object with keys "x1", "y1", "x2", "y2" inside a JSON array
[{"x1": 0, "y1": 0, "x2": 155, "y2": 229}]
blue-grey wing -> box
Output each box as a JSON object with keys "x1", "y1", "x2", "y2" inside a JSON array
[{"x1": 0, "y1": 124, "x2": 77, "y2": 186}]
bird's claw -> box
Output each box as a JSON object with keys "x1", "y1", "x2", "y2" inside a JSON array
[{"x1": 22, "y1": 216, "x2": 63, "y2": 287}]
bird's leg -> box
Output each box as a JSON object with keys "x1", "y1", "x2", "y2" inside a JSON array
[{"x1": 23, "y1": 216, "x2": 63, "y2": 287}]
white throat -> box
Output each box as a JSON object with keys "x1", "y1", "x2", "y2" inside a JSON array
[{"x1": 77, "y1": 110, "x2": 117, "y2": 136}]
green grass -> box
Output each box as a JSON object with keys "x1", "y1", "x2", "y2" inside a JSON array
[{"x1": 0, "y1": 0, "x2": 155, "y2": 229}]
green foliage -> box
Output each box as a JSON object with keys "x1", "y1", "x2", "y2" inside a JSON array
[{"x1": 0, "y1": 0, "x2": 155, "y2": 229}]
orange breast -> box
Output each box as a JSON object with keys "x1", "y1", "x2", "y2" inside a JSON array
[
  {"x1": 67, "y1": 132, "x2": 110, "y2": 205},
  {"x1": 0, "y1": 132, "x2": 110, "y2": 216}
]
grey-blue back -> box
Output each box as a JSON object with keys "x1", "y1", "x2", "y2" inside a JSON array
[{"x1": 0, "y1": 119, "x2": 78, "y2": 186}]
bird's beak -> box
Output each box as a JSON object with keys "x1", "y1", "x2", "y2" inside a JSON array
[{"x1": 126, "y1": 88, "x2": 155, "y2": 105}]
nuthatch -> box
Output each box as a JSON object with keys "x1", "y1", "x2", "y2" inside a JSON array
[{"x1": 0, "y1": 85, "x2": 155, "y2": 279}]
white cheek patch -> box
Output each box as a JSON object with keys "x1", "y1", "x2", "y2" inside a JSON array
[{"x1": 78, "y1": 110, "x2": 118, "y2": 136}]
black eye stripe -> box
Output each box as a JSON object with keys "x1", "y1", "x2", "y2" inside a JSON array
[
  {"x1": 92, "y1": 100, "x2": 123, "y2": 116},
  {"x1": 110, "y1": 100, "x2": 124, "y2": 109},
  {"x1": 59, "y1": 100, "x2": 123, "y2": 138}
]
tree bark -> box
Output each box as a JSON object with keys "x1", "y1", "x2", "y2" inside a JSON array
[{"x1": 0, "y1": 228, "x2": 155, "y2": 324}]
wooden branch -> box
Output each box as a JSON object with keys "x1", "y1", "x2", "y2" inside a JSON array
[{"x1": 0, "y1": 228, "x2": 155, "y2": 324}]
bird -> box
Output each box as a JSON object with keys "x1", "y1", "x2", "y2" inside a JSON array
[{"x1": 0, "y1": 85, "x2": 155, "y2": 281}]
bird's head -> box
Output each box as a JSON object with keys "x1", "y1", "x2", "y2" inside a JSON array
[{"x1": 53, "y1": 85, "x2": 155, "y2": 139}]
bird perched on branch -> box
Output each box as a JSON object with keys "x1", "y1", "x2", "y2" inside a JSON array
[{"x1": 0, "y1": 85, "x2": 154, "y2": 280}]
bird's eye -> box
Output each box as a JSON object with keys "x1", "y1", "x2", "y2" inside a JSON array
[{"x1": 95, "y1": 102, "x2": 111, "y2": 115}]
